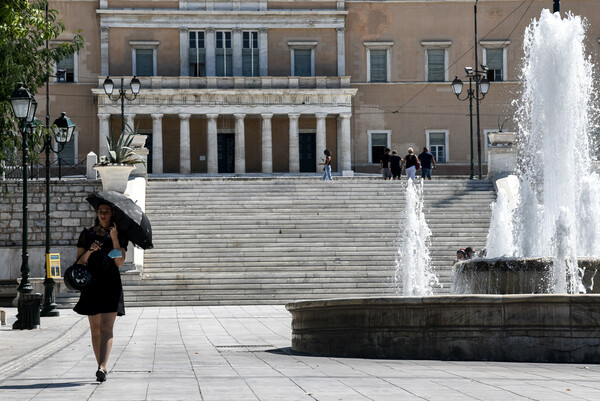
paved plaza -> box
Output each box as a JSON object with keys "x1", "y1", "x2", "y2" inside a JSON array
[{"x1": 1, "y1": 305, "x2": 599, "y2": 400}]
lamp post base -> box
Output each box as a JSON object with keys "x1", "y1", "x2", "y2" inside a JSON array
[
  {"x1": 41, "y1": 278, "x2": 60, "y2": 317},
  {"x1": 13, "y1": 292, "x2": 43, "y2": 330}
]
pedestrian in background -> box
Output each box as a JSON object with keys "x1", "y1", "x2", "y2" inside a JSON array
[
  {"x1": 418, "y1": 147, "x2": 437, "y2": 180},
  {"x1": 404, "y1": 147, "x2": 419, "y2": 180},
  {"x1": 379, "y1": 148, "x2": 392, "y2": 180},
  {"x1": 389, "y1": 150, "x2": 402, "y2": 180},
  {"x1": 319, "y1": 149, "x2": 333, "y2": 180}
]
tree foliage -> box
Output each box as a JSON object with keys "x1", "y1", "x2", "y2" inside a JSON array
[{"x1": 0, "y1": 0, "x2": 84, "y2": 177}]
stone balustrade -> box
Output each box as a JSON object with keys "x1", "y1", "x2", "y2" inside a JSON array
[{"x1": 97, "y1": 75, "x2": 352, "y2": 90}]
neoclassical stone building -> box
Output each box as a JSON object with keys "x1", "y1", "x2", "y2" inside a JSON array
[{"x1": 40, "y1": 0, "x2": 600, "y2": 175}]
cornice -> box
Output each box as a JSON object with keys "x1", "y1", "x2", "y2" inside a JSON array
[{"x1": 97, "y1": 10, "x2": 348, "y2": 29}]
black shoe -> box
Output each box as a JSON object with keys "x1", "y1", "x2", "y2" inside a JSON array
[{"x1": 96, "y1": 368, "x2": 107, "y2": 382}]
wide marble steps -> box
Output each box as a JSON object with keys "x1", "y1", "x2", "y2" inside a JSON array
[{"x1": 118, "y1": 178, "x2": 495, "y2": 306}]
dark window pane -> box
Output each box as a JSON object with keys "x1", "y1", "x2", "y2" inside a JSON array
[
  {"x1": 57, "y1": 53, "x2": 75, "y2": 82},
  {"x1": 135, "y1": 49, "x2": 153, "y2": 76},
  {"x1": 486, "y1": 48, "x2": 503, "y2": 81},
  {"x1": 294, "y1": 49, "x2": 311, "y2": 77},
  {"x1": 427, "y1": 49, "x2": 445, "y2": 82},
  {"x1": 370, "y1": 50, "x2": 387, "y2": 82}
]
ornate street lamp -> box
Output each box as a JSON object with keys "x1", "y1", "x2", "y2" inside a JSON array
[
  {"x1": 40, "y1": 112, "x2": 76, "y2": 317},
  {"x1": 102, "y1": 76, "x2": 141, "y2": 134},
  {"x1": 451, "y1": 69, "x2": 490, "y2": 180},
  {"x1": 10, "y1": 83, "x2": 42, "y2": 330}
]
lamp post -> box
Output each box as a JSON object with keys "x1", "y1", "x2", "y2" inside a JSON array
[
  {"x1": 10, "y1": 83, "x2": 43, "y2": 330},
  {"x1": 40, "y1": 112, "x2": 76, "y2": 317},
  {"x1": 102, "y1": 76, "x2": 141, "y2": 135},
  {"x1": 451, "y1": 69, "x2": 490, "y2": 180}
]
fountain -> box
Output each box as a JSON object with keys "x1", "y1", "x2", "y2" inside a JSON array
[
  {"x1": 287, "y1": 9, "x2": 600, "y2": 363},
  {"x1": 454, "y1": 9, "x2": 600, "y2": 294}
]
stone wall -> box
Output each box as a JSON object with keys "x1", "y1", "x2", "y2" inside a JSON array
[{"x1": 0, "y1": 179, "x2": 102, "y2": 247}]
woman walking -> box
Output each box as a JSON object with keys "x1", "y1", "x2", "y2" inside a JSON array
[
  {"x1": 320, "y1": 149, "x2": 333, "y2": 180},
  {"x1": 404, "y1": 147, "x2": 419, "y2": 180},
  {"x1": 74, "y1": 202, "x2": 128, "y2": 382}
]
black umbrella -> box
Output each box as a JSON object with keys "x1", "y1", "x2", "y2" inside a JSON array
[{"x1": 86, "y1": 191, "x2": 153, "y2": 250}]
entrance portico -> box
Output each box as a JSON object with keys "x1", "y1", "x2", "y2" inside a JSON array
[{"x1": 93, "y1": 77, "x2": 357, "y2": 174}]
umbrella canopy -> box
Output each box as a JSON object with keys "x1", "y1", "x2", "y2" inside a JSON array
[{"x1": 86, "y1": 191, "x2": 153, "y2": 250}]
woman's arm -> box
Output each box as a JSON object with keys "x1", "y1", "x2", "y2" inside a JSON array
[
  {"x1": 76, "y1": 242, "x2": 100, "y2": 265},
  {"x1": 109, "y1": 223, "x2": 126, "y2": 268}
]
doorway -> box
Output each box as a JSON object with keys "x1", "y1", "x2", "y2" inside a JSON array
[
  {"x1": 299, "y1": 133, "x2": 316, "y2": 173},
  {"x1": 218, "y1": 133, "x2": 235, "y2": 173}
]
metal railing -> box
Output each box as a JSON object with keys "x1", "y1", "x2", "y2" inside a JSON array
[{"x1": 2, "y1": 157, "x2": 87, "y2": 180}]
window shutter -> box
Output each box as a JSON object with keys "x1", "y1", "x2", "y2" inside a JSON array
[
  {"x1": 427, "y1": 49, "x2": 445, "y2": 82},
  {"x1": 294, "y1": 49, "x2": 311, "y2": 77},
  {"x1": 370, "y1": 50, "x2": 387, "y2": 82},
  {"x1": 136, "y1": 49, "x2": 154, "y2": 76}
]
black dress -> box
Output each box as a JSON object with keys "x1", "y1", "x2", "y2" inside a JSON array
[{"x1": 73, "y1": 227, "x2": 128, "y2": 316}]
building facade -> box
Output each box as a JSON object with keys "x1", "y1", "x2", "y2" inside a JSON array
[{"x1": 40, "y1": 0, "x2": 600, "y2": 176}]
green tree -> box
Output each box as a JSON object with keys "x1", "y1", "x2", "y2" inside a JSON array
[{"x1": 0, "y1": 0, "x2": 83, "y2": 179}]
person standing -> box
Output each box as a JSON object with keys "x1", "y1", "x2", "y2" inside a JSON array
[
  {"x1": 389, "y1": 150, "x2": 402, "y2": 180},
  {"x1": 418, "y1": 147, "x2": 437, "y2": 180},
  {"x1": 319, "y1": 149, "x2": 333, "y2": 180},
  {"x1": 74, "y1": 202, "x2": 128, "y2": 382},
  {"x1": 379, "y1": 148, "x2": 392, "y2": 180},
  {"x1": 404, "y1": 147, "x2": 419, "y2": 180}
]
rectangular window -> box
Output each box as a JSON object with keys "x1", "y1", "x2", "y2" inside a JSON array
[
  {"x1": 293, "y1": 49, "x2": 312, "y2": 77},
  {"x1": 189, "y1": 31, "x2": 206, "y2": 77},
  {"x1": 135, "y1": 49, "x2": 154, "y2": 76},
  {"x1": 242, "y1": 31, "x2": 259, "y2": 77},
  {"x1": 216, "y1": 31, "x2": 232, "y2": 77},
  {"x1": 58, "y1": 135, "x2": 76, "y2": 165},
  {"x1": 429, "y1": 132, "x2": 446, "y2": 163},
  {"x1": 56, "y1": 53, "x2": 75, "y2": 83},
  {"x1": 427, "y1": 49, "x2": 445, "y2": 82},
  {"x1": 369, "y1": 50, "x2": 387, "y2": 83},
  {"x1": 370, "y1": 132, "x2": 389, "y2": 164},
  {"x1": 485, "y1": 48, "x2": 504, "y2": 81}
]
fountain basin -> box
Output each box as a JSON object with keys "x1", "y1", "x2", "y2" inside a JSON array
[
  {"x1": 453, "y1": 258, "x2": 600, "y2": 294},
  {"x1": 286, "y1": 295, "x2": 600, "y2": 362}
]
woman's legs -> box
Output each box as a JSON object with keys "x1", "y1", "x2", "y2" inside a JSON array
[
  {"x1": 88, "y1": 312, "x2": 118, "y2": 371},
  {"x1": 322, "y1": 166, "x2": 332, "y2": 180}
]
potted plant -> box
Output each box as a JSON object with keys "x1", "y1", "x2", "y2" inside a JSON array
[{"x1": 94, "y1": 126, "x2": 146, "y2": 193}]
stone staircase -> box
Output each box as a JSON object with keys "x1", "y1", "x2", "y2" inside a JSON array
[{"x1": 120, "y1": 177, "x2": 495, "y2": 306}]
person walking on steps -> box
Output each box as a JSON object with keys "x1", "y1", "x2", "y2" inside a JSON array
[
  {"x1": 404, "y1": 147, "x2": 419, "y2": 180},
  {"x1": 320, "y1": 149, "x2": 333, "y2": 180},
  {"x1": 73, "y1": 202, "x2": 128, "y2": 383},
  {"x1": 418, "y1": 147, "x2": 437, "y2": 180},
  {"x1": 389, "y1": 150, "x2": 403, "y2": 180}
]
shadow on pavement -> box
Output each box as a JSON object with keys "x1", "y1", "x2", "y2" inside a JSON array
[{"x1": 0, "y1": 382, "x2": 88, "y2": 390}]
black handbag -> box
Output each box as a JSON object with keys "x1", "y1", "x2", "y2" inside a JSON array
[{"x1": 64, "y1": 254, "x2": 92, "y2": 292}]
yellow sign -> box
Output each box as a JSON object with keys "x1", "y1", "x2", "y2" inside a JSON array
[{"x1": 46, "y1": 253, "x2": 61, "y2": 278}]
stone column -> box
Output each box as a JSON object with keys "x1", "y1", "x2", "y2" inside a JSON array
[
  {"x1": 336, "y1": 28, "x2": 345, "y2": 76},
  {"x1": 232, "y1": 28, "x2": 242, "y2": 76},
  {"x1": 336, "y1": 115, "x2": 342, "y2": 172},
  {"x1": 124, "y1": 114, "x2": 135, "y2": 132},
  {"x1": 100, "y1": 27, "x2": 110, "y2": 77},
  {"x1": 179, "y1": 113, "x2": 191, "y2": 174},
  {"x1": 180, "y1": 28, "x2": 189, "y2": 76},
  {"x1": 261, "y1": 113, "x2": 273, "y2": 173},
  {"x1": 151, "y1": 113, "x2": 164, "y2": 174},
  {"x1": 288, "y1": 113, "x2": 300, "y2": 173},
  {"x1": 258, "y1": 28, "x2": 269, "y2": 77},
  {"x1": 206, "y1": 113, "x2": 219, "y2": 173},
  {"x1": 234, "y1": 113, "x2": 246, "y2": 174},
  {"x1": 315, "y1": 113, "x2": 327, "y2": 172},
  {"x1": 205, "y1": 28, "x2": 216, "y2": 76},
  {"x1": 339, "y1": 113, "x2": 352, "y2": 173},
  {"x1": 98, "y1": 114, "x2": 111, "y2": 158}
]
